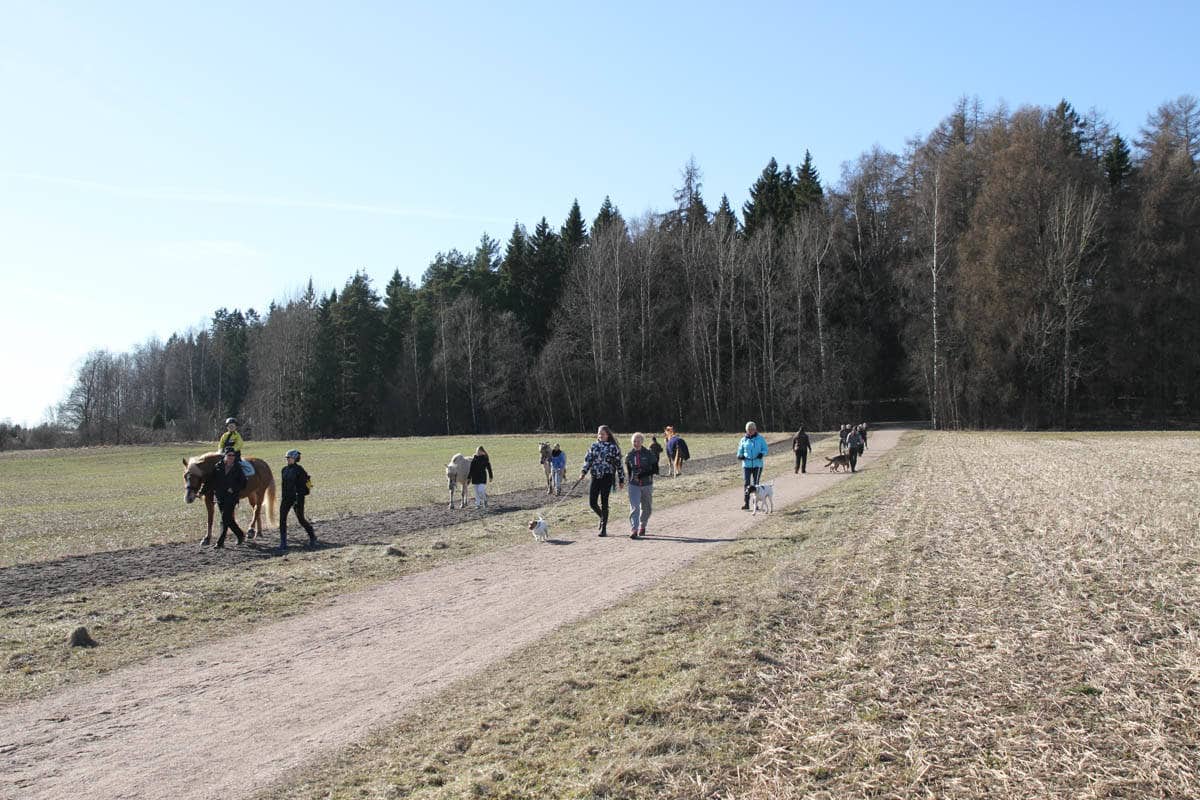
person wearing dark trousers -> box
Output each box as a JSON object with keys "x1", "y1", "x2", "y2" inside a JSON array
[
  {"x1": 846, "y1": 427, "x2": 865, "y2": 472},
  {"x1": 279, "y1": 449, "x2": 316, "y2": 550},
  {"x1": 737, "y1": 421, "x2": 769, "y2": 510},
  {"x1": 792, "y1": 427, "x2": 812, "y2": 474},
  {"x1": 580, "y1": 425, "x2": 625, "y2": 537},
  {"x1": 211, "y1": 447, "x2": 247, "y2": 548}
]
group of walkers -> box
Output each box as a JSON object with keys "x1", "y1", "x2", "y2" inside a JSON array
[
  {"x1": 204, "y1": 417, "x2": 871, "y2": 550},
  {"x1": 838, "y1": 423, "x2": 869, "y2": 472},
  {"x1": 208, "y1": 417, "x2": 317, "y2": 551}
]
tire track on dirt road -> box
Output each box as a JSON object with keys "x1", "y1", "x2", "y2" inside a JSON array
[{"x1": 0, "y1": 432, "x2": 895, "y2": 800}]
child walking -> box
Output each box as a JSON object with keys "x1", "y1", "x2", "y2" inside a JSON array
[
  {"x1": 469, "y1": 446, "x2": 493, "y2": 509},
  {"x1": 550, "y1": 444, "x2": 567, "y2": 495},
  {"x1": 279, "y1": 449, "x2": 317, "y2": 550}
]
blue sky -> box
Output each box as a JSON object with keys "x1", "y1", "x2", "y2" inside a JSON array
[{"x1": 1, "y1": 0, "x2": 1196, "y2": 425}]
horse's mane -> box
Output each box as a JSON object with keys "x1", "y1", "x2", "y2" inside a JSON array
[{"x1": 186, "y1": 452, "x2": 223, "y2": 476}]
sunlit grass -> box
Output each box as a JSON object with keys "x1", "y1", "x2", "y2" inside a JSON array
[{"x1": 0, "y1": 432, "x2": 781, "y2": 565}]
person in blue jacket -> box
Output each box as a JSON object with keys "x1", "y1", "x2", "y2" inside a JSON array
[
  {"x1": 549, "y1": 444, "x2": 567, "y2": 495},
  {"x1": 736, "y1": 421, "x2": 769, "y2": 510}
]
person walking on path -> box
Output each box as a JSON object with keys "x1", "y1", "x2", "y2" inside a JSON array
[
  {"x1": 580, "y1": 425, "x2": 625, "y2": 537},
  {"x1": 279, "y1": 449, "x2": 317, "y2": 550},
  {"x1": 665, "y1": 427, "x2": 690, "y2": 477},
  {"x1": 846, "y1": 426, "x2": 865, "y2": 473},
  {"x1": 468, "y1": 446, "x2": 494, "y2": 509},
  {"x1": 549, "y1": 445, "x2": 566, "y2": 495},
  {"x1": 625, "y1": 432, "x2": 659, "y2": 539},
  {"x1": 218, "y1": 417, "x2": 244, "y2": 459},
  {"x1": 859, "y1": 423, "x2": 869, "y2": 451},
  {"x1": 838, "y1": 424, "x2": 851, "y2": 455},
  {"x1": 648, "y1": 435, "x2": 664, "y2": 462},
  {"x1": 211, "y1": 447, "x2": 247, "y2": 548},
  {"x1": 792, "y1": 427, "x2": 812, "y2": 474},
  {"x1": 737, "y1": 421, "x2": 769, "y2": 510}
]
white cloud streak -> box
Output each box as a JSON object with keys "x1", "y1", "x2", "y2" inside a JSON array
[{"x1": 2, "y1": 172, "x2": 505, "y2": 224}]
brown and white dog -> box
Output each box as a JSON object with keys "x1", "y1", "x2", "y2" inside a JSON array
[{"x1": 528, "y1": 516, "x2": 550, "y2": 542}]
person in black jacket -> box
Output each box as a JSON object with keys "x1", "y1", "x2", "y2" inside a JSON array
[
  {"x1": 468, "y1": 446, "x2": 494, "y2": 509},
  {"x1": 211, "y1": 447, "x2": 247, "y2": 548},
  {"x1": 624, "y1": 432, "x2": 659, "y2": 538},
  {"x1": 279, "y1": 449, "x2": 317, "y2": 550},
  {"x1": 792, "y1": 427, "x2": 812, "y2": 474}
]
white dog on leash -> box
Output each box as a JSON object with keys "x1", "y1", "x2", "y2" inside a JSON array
[
  {"x1": 751, "y1": 482, "x2": 774, "y2": 516},
  {"x1": 528, "y1": 516, "x2": 550, "y2": 542}
]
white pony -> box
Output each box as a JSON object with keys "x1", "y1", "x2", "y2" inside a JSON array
[{"x1": 445, "y1": 453, "x2": 473, "y2": 509}]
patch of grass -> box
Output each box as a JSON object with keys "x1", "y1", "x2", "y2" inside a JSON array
[
  {"x1": 250, "y1": 436, "x2": 908, "y2": 800},
  {"x1": 0, "y1": 432, "x2": 767, "y2": 566},
  {"x1": 0, "y1": 441, "x2": 827, "y2": 706}
]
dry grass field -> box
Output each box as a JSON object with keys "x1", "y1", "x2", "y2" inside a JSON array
[
  {"x1": 253, "y1": 431, "x2": 1200, "y2": 799},
  {"x1": 0, "y1": 431, "x2": 751, "y2": 566}
]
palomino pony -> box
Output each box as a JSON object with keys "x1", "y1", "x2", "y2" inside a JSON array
[
  {"x1": 446, "y1": 453, "x2": 472, "y2": 509},
  {"x1": 182, "y1": 452, "x2": 277, "y2": 545},
  {"x1": 538, "y1": 442, "x2": 553, "y2": 495}
]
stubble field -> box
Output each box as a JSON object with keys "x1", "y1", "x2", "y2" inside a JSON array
[{"x1": 252, "y1": 430, "x2": 1200, "y2": 799}]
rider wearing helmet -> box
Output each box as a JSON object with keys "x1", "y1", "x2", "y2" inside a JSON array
[
  {"x1": 279, "y1": 449, "x2": 317, "y2": 550},
  {"x1": 218, "y1": 417, "x2": 244, "y2": 459}
]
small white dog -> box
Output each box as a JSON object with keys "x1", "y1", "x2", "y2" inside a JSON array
[
  {"x1": 751, "y1": 482, "x2": 774, "y2": 516},
  {"x1": 528, "y1": 516, "x2": 550, "y2": 542}
]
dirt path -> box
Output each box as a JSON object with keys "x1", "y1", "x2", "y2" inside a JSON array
[
  {"x1": 0, "y1": 431, "x2": 899, "y2": 800},
  {"x1": 0, "y1": 440, "x2": 802, "y2": 607}
]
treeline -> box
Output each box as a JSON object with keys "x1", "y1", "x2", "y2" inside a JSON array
[{"x1": 37, "y1": 95, "x2": 1200, "y2": 447}]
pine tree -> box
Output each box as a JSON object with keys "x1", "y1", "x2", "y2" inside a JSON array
[
  {"x1": 560, "y1": 199, "x2": 589, "y2": 255},
  {"x1": 592, "y1": 195, "x2": 625, "y2": 235},
  {"x1": 332, "y1": 273, "x2": 384, "y2": 435},
  {"x1": 795, "y1": 150, "x2": 824, "y2": 209},
  {"x1": 714, "y1": 194, "x2": 738, "y2": 238},
  {"x1": 742, "y1": 157, "x2": 786, "y2": 237},
  {"x1": 673, "y1": 157, "x2": 709, "y2": 228},
  {"x1": 1102, "y1": 134, "x2": 1134, "y2": 191},
  {"x1": 525, "y1": 217, "x2": 564, "y2": 345},
  {"x1": 499, "y1": 221, "x2": 529, "y2": 317},
  {"x1": 383, "y1": 269, "x2": 414, "y2": 356},
  {"x1": 469, "y1": 233, "x2": 501, "y2": 303},
  {"x1": 1051, "y1": 99, "x2": 1085, "y2": 156},
  {"x1": 304, "y1": 291, "x2": 338, "y2": 435}
]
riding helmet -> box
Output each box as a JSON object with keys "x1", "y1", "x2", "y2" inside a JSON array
[
  {"x1": 225, "y1": 417, "x2": 238, "y2": 425},
  {"x1": 286, "y1": 449, "x2": 301, "y2": 461}
]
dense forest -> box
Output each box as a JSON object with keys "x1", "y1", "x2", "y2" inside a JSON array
[{"x1": 8, "y1": 96, "x2": 1198, "y2": 448}]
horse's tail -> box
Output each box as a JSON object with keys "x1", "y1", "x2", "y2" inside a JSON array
[{"x1": 266, "y1": 468, "x2": 277, "y2": 527}]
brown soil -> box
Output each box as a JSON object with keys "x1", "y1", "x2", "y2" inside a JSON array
[{"x1": 0, "y1": 432, "x2": 895, "y2": 800}]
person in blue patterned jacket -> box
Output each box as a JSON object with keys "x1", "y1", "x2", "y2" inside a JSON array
[{"x1": 579, "y1": 424, "x2": 626, "y2": 537}]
